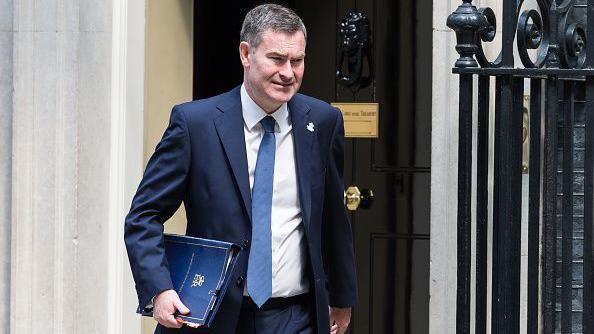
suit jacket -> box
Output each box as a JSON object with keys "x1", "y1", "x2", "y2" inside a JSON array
[{"x1": 124, "y1": 86, "x2": 357, "y2": 333}]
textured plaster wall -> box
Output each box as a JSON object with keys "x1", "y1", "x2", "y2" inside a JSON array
[
  {"x1": 6, "y1": 0, "x2": 113, "y2": 332},
  {"x1": 0, "y1": 0, "x2": 13, "y2": 331}
]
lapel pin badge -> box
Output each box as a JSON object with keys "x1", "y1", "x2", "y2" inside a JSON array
[{"x1": 306, "y1": 122, "x2": 315, "y2": 132}]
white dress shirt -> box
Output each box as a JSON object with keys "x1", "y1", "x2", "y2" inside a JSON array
[{"x1": 240, "y1": 84, "x2": 310, "y2": 298}]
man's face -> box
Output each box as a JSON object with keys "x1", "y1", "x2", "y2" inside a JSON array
[{"x1": 240, "y1": 29, "x2": 306, "y2": 113}]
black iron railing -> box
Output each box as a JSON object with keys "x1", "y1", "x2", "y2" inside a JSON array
[{"x1": 448, "y1": 0, "x2": 594, "y2": 333}]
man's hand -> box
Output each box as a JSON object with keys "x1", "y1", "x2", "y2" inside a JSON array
[
  {"x1": 329, "y1": 307, "x2": 352, "y2": 334},
  {"x1": 153, "y1": 289, "x2": 195, "y2": 328}
]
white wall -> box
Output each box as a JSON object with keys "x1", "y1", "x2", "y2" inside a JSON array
[
  {"x1": 0, "y1": 0, "x2": 13, "y2": 331},
  {"x1": 430, "y1": 1, "x2": 461, "y2": 332},
  {"x1": 1, "y1": 0, "x2": 145, "y2": 332}
]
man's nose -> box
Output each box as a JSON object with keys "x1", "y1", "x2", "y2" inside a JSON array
[{"x1": 278, "y1": 61, "x2": 293, "y2": 81}]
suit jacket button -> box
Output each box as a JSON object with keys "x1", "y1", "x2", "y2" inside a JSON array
[
  {"x1": 242, "y1": 239, "x2": 249, "y2": 248},
  {"x1": 236, "y1": 276, "x2": 244, "y2": 288}
]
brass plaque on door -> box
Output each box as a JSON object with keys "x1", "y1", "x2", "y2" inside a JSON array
[{"x1": 331, "y1": 103, "x2": 379, "y2": 138}]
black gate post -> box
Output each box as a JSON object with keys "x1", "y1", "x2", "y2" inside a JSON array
[
  {"x1": 542, "y1": 77, "x2": 559, "y2": 334},
  {"x1": 582, "y1": 2, "x2": 594, "y2": 333},
  {"x1": 456, "y1": 72, "x2": 473, "y2": 334},
  {"x1": 448, "y1": 0, "x2": 593, "y2": 333},
  {"x1": 447, "y1": 2, "x2": 489, "y2": 333},
  {"x1": 475, "y1": 75, "x2": 490, "y2": 334},
  {"x1": 492, "y1": 75, "x2": 524, "y2": 334}
]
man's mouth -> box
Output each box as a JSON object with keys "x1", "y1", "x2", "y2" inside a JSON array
[{"x1": 273, "y1": 82, "x2": 293, "y2": 87}]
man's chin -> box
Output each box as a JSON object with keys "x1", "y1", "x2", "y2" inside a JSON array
[{"x1": 268, "y1": 91, "x2": 297, "y2": 104}]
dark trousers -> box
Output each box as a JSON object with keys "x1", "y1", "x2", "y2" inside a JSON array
[
  {"x1": 155, "y1": 295, "x2": 315, "y2": 334},
  {"x1": 235, "y1": 295, "x2": 315, "y2": 334}
]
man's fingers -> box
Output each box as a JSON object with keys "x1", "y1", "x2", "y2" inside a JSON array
[
  {"x1": 154, "y1": 303, "x2": 186, "y2": 328},
  {"x1": 329, "y1": 307, "x2": 352, "y2": 334},
  {"x1": 174, "y1": 299, "x2": 190, "y2": 315},
  {"x1": 152, "y1": 290, "x2": 191, "y2": 328},
  {"x1": 163, "y1": 314, "x2": 183, "y2": 328},
  {"x1": 330, "y1": 324, "x2": 338, "y2": 334},
  {"x1": 338, "y1": 320, "x2": 351, "y2": 328},
  {"x1": 183, "y1": 320, "x2": 202, "y2": 328}
]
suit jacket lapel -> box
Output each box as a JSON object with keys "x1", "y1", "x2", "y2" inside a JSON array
[
  {"x1": 289, "y1": 96, "x2": 313, "y2": 231},
  {"x1": 214, "y1": 87, "x2": 252, "y2": 222}
]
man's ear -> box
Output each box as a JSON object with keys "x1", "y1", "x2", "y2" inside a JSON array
[{"x1": 239, "y1": 41, "x2": 251, "y2": 67}]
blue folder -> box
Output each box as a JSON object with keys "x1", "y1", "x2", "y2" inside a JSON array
[{"x1": 159, "y1": 234, "x2": 241, "y2": 327}]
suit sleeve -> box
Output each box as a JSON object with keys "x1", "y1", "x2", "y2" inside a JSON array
[
  {"x1": 124, "y1": 106, "x2": 190, "y2": 313},
  {"x1": 322, "y1": 109, "x2": 358, "y2": 307}
]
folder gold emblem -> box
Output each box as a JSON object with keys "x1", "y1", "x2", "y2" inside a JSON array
[{"x1": 191, "y1": 274, "x2": 205, "y2": 287}]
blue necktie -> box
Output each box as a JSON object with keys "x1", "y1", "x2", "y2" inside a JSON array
[{"x1": 247, "y1": 116, "x2": 276, "y2": 307}]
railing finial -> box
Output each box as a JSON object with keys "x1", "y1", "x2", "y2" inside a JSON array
[{"x1": 447, "y1": 0, "x2": 489, "y2": 68}]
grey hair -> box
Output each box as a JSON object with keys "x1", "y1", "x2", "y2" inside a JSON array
[{"x1": 240, "y1": 4, "x2": 307, "y2": 49}]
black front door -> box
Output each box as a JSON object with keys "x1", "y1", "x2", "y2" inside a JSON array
[{"x1": 194, "y1": 1, "x2": 432, "y2": 332}]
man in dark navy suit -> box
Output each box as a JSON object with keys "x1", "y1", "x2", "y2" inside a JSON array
[{"x1": 124, "y1": 4, "x2": 356, "y2": 334}]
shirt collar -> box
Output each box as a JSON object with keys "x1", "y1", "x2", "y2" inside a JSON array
[{"x1": 241, "y1": 83, "x2": 289, "y2": 133}]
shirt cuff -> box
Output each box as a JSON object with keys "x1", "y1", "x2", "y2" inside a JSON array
[{"x1": 145, "y1": 296, "x2": 155, "y2": 310}]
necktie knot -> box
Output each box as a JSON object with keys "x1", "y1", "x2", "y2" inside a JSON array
[{"x1": 260, "y1": 116, "x2": 276, "y2": 133}]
